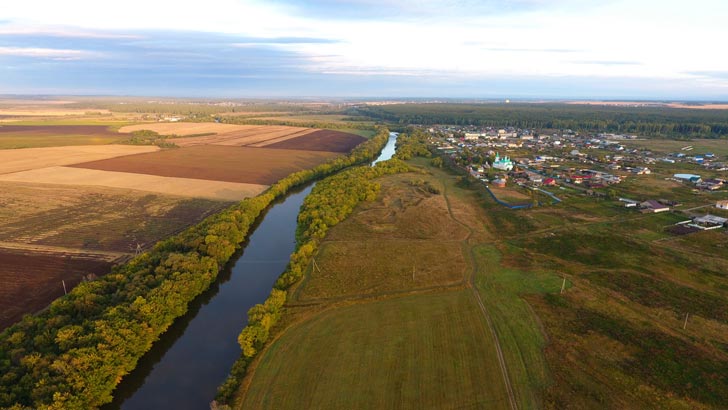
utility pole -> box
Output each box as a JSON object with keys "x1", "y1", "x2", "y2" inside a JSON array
[
  {"x1": 412, "y1": 265, "x2": 415, "y2": 281},
  {"x1": 683, "y1": 313, "x2": 689, "y2": 330},
  {"x1": 62, "y1": 280, "x2": 67, "y2": 295},
  {"x1": 560, "y1": 277, "x2": 566, "y2": 294}
]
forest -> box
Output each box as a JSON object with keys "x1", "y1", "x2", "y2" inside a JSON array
[
  {"x1": 0, "y1": 128, "x2": 391, "y2": 410},
  {"x1": 353, "y1": 103, "x2": 728, "y2": 139}
]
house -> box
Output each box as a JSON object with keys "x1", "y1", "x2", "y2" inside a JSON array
[
  {"x1": 717, "y1": 200, "x2": 728, "y2": 210},
  {"x1": 674, "y1": 173, "x2": 702, "y2": 183},
  {"x1": 640, "y1": 200, "x2": 670, "y2": 213},
  {"x1": 543, "y1": 178, "x2": 557, "y2": 186},
  {"x1": 492, "y1": 178, "x2": 507, "y2": 188},
  {"x1": 689, "y1": 214, "x2": 728, "y2": 230},
  {"x1": 619, "y1": 198, "x2": 639, "y2": 208}
]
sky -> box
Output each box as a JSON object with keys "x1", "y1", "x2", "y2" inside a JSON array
[{"x1": 0, "y1": 0, "x2": 727, "y2": 99}]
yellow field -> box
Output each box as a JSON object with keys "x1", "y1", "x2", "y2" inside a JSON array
[
  {"x1": 119, "y1": 123, "x2": 323, "y2": 147},
  {"x1": 0, "y1": 167, "x2": 267, "y2": 201},
  {"x1": 0, "y1": 145, "x2": 159, "y2": 175},
  {"x1": 118, "y1": 122, "x2": 255, "y2": 136}
]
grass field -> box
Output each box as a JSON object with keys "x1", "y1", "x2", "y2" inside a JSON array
[
  {"x1": 467, "y1": 162, "x2": 728, "y2": 408},
  {"x1": 242, "y1": 291, "x2": 511, "y2": 410},
  {"x1": 0, "y1": 124, "x2": 129, "y2": 148},
  {"x1": 239, "y1": 164, "x2": 518, "y2": 409},
  {"x1": 69, "y1": 145, "x2": 338, "y2": 185}
]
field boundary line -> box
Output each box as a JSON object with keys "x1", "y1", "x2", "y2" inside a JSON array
[{"x1": 437, "y1": 171, "x2": 519, "y2": 410}]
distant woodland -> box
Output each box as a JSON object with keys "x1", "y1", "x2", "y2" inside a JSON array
[{"x1": 353, "y1": 103, "x2": 728, "y2": 139}]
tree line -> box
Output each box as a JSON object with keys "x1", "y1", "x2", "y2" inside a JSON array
[
  {"x1": 354, "y1": 103, "x2": 728, "y2": 139},
  {"x1": 213, "y1": 135, "x2": 432, "y2": 407},
  {"x1": 0, "y1": 128, "x2": 391, "y2": 410}
]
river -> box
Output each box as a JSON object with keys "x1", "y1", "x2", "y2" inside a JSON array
[{"x1": 107, "y1": 132, "x2": 398, "y2": 410}]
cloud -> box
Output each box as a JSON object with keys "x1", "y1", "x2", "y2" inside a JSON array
[
  {"x1": 572, "y1": 60, "x2": 642, "y2": 66},
  {"x1": 0, "y1": 46, "x2": 97, "y2": 60},
  {"x1": 263, "y1": 0, "x2": 609, "y2": 20},
  {"x1": 0, "y1": 26, "x2": 142, "y2": 39},
  {"x1": 686, "y1": 71, "x2": 728, "y2": 80},
  {"x1": 231, "y1": 37, "x2": 339, "y2": 46}
]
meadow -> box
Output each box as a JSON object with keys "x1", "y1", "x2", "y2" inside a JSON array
[{"x1": 238, "y1": 163, "x2": 517, "y2": 409}]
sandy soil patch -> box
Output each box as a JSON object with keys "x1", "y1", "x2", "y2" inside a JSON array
[{"x1": 0, "y1": 167, "x2": 268, "y2": 201}]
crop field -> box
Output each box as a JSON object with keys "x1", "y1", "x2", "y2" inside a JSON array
[
  {"x1": 242, "y1": 291, "x2": 511, "y2": 410},
  {"x1": 0, "y1": 181, "x2": 226, "y2": 252},
  {"x1": 69, "y1": 145, "x2": 339, "y2": 185},
  {"x1": 0, "y1": 145, "x2": 159, "y2": 175},
  {"x1": 168, "y1": 126, "x2": 316, "y2": 147},
  {"x1": 263, "y1": 129, "x2": 366, "y2": 152},
  {"x1": 119, "y1": 123, "x2": 367, "y2": 152},
  {"x1": 0, "y1": 119, "x2": 363, "y2": 330},
  {"x1": 0, "y1": 248, "x2": 113, "y2": 330},
  {"x1": 0, "y1": 124, "x2": 127, "y2": 148},
  {"x1": 118, "y1": 122, "x2": 258, "y2": 136},
  {"x1": 0, "y1": 166, "x2": 268, "y2": 201}
]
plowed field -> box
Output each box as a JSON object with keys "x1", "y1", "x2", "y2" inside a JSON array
[{"x1": 69, "y1": 145, "x2": 338, "y2": 184}]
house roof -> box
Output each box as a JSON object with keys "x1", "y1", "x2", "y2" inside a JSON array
[
  {"x1": 642, "y1": 200, "x2": 668, "y2": 209},
  {"x1": 694, "y1": 215, "x2": 728, "y2": 225}
]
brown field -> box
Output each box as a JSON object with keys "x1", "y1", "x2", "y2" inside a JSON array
[
  {"x1": 158, "y1": 126, "x2": 317, "y2": 147},
  {"x1": 119, "y1": 123, "x2": 366, "y2": 152},
  {"x1": 0, "y1": 145, "x2": 159, "y2": 174},
  {"x1": 0, "y1": 248, "x2": 113, "y2": 330},
  {"x1": 262, "y1": 129, "x2": 366, "y2": 152},
  {"x1": 0, "y1": 167, "x2": 267, "y2": 201},
  {"x1": 0, "y1": 180, "x2": 229, "y2": 252},
  {"x1": 69, "y1": 145, "x2": 338, "y2": 185},
  {"x1": 118, "y1": 122, "x2": 256, "y2": 136}
]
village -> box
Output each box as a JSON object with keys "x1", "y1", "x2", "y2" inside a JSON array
[{"x1": 426, "y1": 125, "x2": 728, "y2": 233}]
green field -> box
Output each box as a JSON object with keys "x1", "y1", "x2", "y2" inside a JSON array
[
  {"x1": 237, "y1": 164, "x2": 521, "y2": 409},
  {"x1": 242, "y1": 290, "x2": 511, "y2": 410}
]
